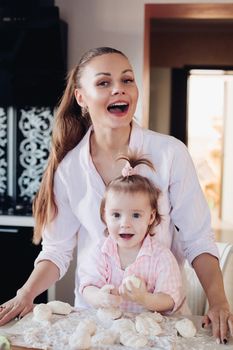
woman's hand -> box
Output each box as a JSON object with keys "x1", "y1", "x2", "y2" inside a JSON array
[
  {"x1": 119, "y1": 279, "x2": 147, "y2": 304},
  {"x1": 202, "y1": 302, "x2": 233, "y2": 344},
  {"x1": 0, "y1": 288, "x2": 34, "y2": 326}
]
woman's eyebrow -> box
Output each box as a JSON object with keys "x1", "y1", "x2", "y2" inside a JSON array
[{"x1": 95, "y1": 69, "x2": 133, "y2": 77}]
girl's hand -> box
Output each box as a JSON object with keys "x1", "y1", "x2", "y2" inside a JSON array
[
  {"x1": 119, "y1": 279, "x2": 147, "y2": 304},
  {"x1": 0, "y1": 288, "x2": 34, "y2": 326},
  {"x1": 202, "y1": 302, "x2": 233, "y2": 344},
  {"x1": 97, "y1": 284, "x2": 122, "y2": 308}
]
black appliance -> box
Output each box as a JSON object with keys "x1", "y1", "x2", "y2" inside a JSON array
[
  {"x1": 0, "y1": 0, "x2": 67, "y2": 304},
  {"x1": 0, "y1": 0, "x2": 67, "y2": 214}
]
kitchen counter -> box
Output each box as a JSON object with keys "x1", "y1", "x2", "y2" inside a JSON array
[
  {"x1": 1, "y1": 310, "x2": 232, "y2": 349},
  {"x1": 0, "y1": 216, "x2": 34, "y2": 227}
]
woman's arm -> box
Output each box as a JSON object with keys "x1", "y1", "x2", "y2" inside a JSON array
[
  {"x1": 192, "y1": 253, "x2": 232, "y2": 343},
  {"x1": 0, "y1": 260, "x2": 59, "y2": 326}
]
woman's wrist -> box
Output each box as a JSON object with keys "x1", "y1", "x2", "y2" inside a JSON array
[{"x1": 16, "y1": 287, "x2": 35, "y2": 302}]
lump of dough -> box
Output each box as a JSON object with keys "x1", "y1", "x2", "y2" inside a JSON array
[
  {"x1": 47, "y1": 300, "x2": 73, "y2": 315},
  {"x1": 76, "y1": 318, "x2": 96, "y2": 336},
  {"x1": 97, "y1": 307, "x2": 122, "y2": 323},
  {"x1": 33, "y1": 303, "x2": 52, "y2": 323},
  {"x1": 111, "y1": 318, "x2": 136, "y2": 334},
  {"x1": 139, "y1": 311, "x2": 164, "y2": 323},
  {"x1": 122, "y1": 275, "x2": 141, "y2": 291},
  {"x1": 175, "y1": 318, "x2": 197, "y2": 338},
  {"x1": 120, "y1": 330, "x2": 148, "y2": 348},
  {"x1": 91, "y1": 330, "x2": 117, "y2": 346},
  {"x1": 69, "y1": 329, "x2": 91, "y2": 350},
  {"x1": 135, "y1": 314, "x2": 162, "y2": 336}
]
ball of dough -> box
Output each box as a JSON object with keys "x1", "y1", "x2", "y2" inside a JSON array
[
  {"x1": 120, "y1": 330, "x2": 148, "y2": 348},
  {"x1": 91, "y1": 330, "x2": 117, "y2": 346},
  {"x1": 47, "y1": 300, "x2": 73, "y2": 315},
  {"x1": 76, "y1": 318, "x2": 96, "y2": 336},
  {"x1": 69, "y1": 329, "x2": 91, "y2": 350},
  {"x1": 175, "y1": 318, "x2": 197, "y2": 338},
  {"x1": 33, "y1": 303, "x2": 52, "y2": 323},
  {"x1": 135, "y1": 314, "x2": 162, "y2": 336},
  {"x1": 111, "y1": 318, "x2": 136, "y2": 334},
  {"x1": 97, "y1": 307, "x2": 122, "y2": 323},
  {"x1": 139, "y1": 311, "x2": 164, "y2": 323},
  {"x1": 122, "y1": 275, "x2": 141, "y2": 291}
]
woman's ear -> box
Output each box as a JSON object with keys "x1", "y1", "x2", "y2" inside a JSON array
[{"x1": 74, "y1": 88, "x2": 85, "y2": 107}]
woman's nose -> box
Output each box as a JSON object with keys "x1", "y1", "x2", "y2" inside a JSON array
[{"x1": 112, "y1": 84, "x2": 125, "y2": 95}]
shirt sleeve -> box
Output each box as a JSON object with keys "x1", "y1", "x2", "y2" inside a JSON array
[
  {"x1": 78, "y1": 244, "x2": 110, "y2": 294},
  {"x1": 34, "y1": 166, "x2": 81, "y2": 279},
  {"x1": 153, "y1": 248, "x2": 184, "y2": 313},
  {"x1": 169, "y1": 138, "x2": 219, "y2": 264}
]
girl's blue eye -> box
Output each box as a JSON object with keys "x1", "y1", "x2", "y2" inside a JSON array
[{"x1": 133, "y1": 213, "x2": 140, "y2": 218}]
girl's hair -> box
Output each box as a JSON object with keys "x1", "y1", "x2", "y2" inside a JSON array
[
  {"x1": 100, "y1": 153, "x2": 162, "y2": 236},
  {"x1": 32, "y1": 47, "x2": 127, "y2": 244}
]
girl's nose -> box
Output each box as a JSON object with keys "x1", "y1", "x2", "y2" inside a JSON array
[{"x1": 120, "y1": 217, "x2": 131, "y2": 228}]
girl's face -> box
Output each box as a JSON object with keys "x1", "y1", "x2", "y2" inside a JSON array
[
  {"x1": 104, "y1": 190, "x2": 155, "y2": 251},
  {"x1": 74, "y1": 53, "x2": 138, "y2": 130}
]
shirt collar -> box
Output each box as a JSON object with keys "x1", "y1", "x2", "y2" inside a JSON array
[{"x1": 101, "y1": 234, "x2": 154, "y2": 260}]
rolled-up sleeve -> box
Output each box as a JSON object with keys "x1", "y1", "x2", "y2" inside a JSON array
[
  {"x1": 169, "y1": 138, "x2": 219, "y2": 265},
  {"x1": 78, "y1": 244, "x2": 109, "y2": 294},
  {"x1": 34, "y1": 166, "x2": 81, "y2": 279},
  {"x1": 154, "y1": 249, "x2": 184, "y2": 313}
]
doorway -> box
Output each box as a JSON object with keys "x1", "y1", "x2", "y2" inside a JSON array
[
  {"x1": 187, "y1": 69, "x2": 233, "y2": 230},
  {"x1": 144, "y1": 4, "x2": 233, "y2": 239}
]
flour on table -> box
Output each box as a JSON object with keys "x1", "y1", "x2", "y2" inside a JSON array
[{"x1": 2, "y1": 308, "x2": 230, "y2": 350}]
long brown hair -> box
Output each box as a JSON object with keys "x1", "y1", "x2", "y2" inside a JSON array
[
  {"x1": 33, "y1": 47, "x2": 127, "y2": 244},
  {"x1": 100, "y1": 152, "x2": 162, "y2": 236}
]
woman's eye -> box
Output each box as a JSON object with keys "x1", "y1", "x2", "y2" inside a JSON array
[
  {"x1": 113, "y1": 212, "x2": 120, "y2": 218},
  {"x1": 133, "y1": 213, "x2": 140, "y2": 218},
  {"x1": 123, "y1": 78, "x2": 134, "y2": 84},
  {"x1": 97, "y1": 81, "x2": 109, "y2": 87}
]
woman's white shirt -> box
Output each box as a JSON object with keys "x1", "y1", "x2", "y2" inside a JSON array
[{"x1": 35, "y1": 121, "x2": 218, "y2": 307}]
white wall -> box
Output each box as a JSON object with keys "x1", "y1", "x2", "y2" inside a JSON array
[
  {"x1": 222, "y1": 79, "x2": 233, "y2": 226},
  {"x1": 55, "y1": 0, "x2": 233, "y2": 123}
]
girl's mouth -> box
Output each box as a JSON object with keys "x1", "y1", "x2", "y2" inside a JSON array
[
  {"x1": 107, "y1": 102, "x2": 129, "y2": 114},
  {"x1": 119, "y1": 233, "x2": 134, "y2": 240}
]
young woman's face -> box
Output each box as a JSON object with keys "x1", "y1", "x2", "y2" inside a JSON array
[
  {"x1": 104, "y1": 190, "x2": 155, "y2": 251},
  {"x1": 75, "y1": 53, "x2": 138, "y2": 130}
]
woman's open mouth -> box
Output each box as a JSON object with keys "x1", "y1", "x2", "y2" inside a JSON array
[{"x1": 107, "y1": 102, "x2": 129, "y2": 115}]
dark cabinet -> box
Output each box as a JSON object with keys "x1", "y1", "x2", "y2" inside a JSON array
[{"x1": 0, "y1": 225, "x2": 47, "y2": 304}]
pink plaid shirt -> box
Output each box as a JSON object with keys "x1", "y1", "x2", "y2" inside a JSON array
[{"x1": 79, "y1": 234, "x2": 184, "y2": 314}]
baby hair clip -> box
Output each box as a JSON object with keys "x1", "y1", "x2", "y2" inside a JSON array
[{"x1": 122, "y1": 162, "x2": 136, "y2": 177}]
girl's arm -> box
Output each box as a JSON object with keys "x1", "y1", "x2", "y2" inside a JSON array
[
  {"x1": 0, "y1": 260, "x2": 59, "y2": 326},
  {"x1": 119, "y1": 281, "x2": 174, "y2": 313}
]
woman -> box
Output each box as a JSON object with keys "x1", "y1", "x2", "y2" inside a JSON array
[{"x1": 0, "y1": 47, "x2": 232, "y2": 344}]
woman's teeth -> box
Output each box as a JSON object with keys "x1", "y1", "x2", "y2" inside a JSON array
[{"x1": 107, "y1": 102, "x2": 129, "y2": 113}]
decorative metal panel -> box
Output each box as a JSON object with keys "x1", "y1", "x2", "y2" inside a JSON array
[
  {"x1": 17, "y1": 106, "x2": 53, "y2": 200},
  {"x1": 0, "y1": 107, "x2": 7, "y2": 195}
]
